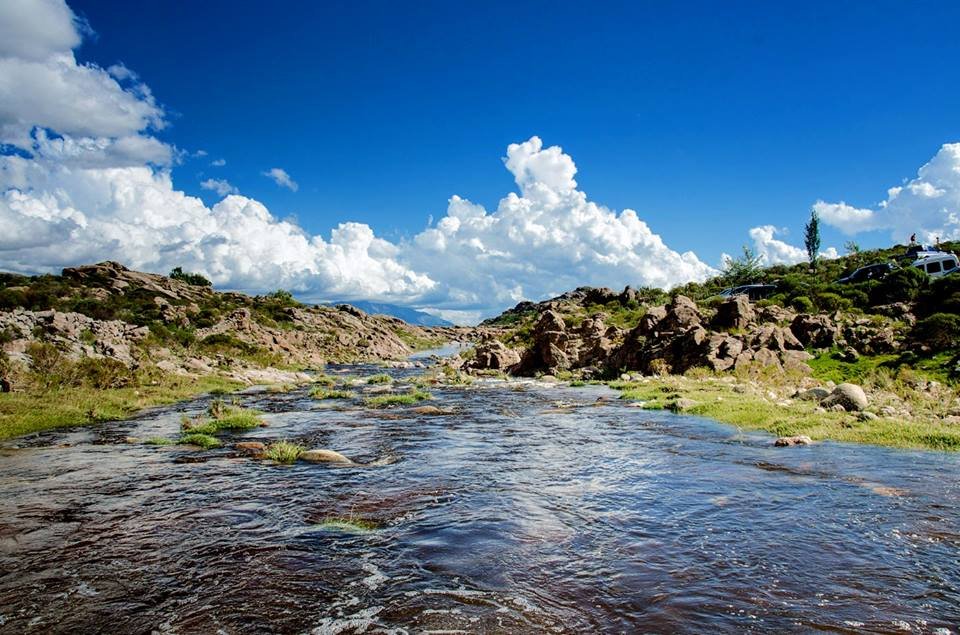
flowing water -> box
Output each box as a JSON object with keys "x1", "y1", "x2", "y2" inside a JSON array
[{"x1": 1, "y1": 364, "x2": 959, "y2": 633}]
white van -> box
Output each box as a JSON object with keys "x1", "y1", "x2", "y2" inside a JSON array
[{"x1": 912, "y1": 252, "x2": 960, "y2": 278}]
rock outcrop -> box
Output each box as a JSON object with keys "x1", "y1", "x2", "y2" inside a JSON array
[{"x1": 511, "y1": 293, "x2": 831, "y2": 377}]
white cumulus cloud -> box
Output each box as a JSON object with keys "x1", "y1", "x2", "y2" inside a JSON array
[
  {"x1": 738, "y1": 225, "x2": 838, "y2": 266},
  {"x1": 0, "y1": 1, "x2": 720, "y2": 322},
  {"x1": 200, "y1": 178, "x2": 238, "y2": 197},
  {"x1": 407, "y1": 136, "x2": 716, "y2": 313},
  {"x1": 814, "y1": 143, "x2": 960, "y2": 244},
  {"x1": 262, "y1": 167, "x2": 298, "y2": 191}
]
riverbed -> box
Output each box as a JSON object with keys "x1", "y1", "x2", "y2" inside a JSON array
[{"x1": 0, "y1": 365, "x2": 958, "y2": 633}]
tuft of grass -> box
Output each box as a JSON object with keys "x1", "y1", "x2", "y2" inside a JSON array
[
  {"x1": 365, "y1": 373, "x2": 392, "y2": 385},
  {"x1": 312, "y1": 374, "x2": 337, "y2": 387},
  {"x1": 569, "y1": 380, "x2": 586, "y2": 387},
  {"x1": 364, "y1": 389, "x2": 432, "y2": 408},
  {"x1": 309, "y1": 386, "x2": 354, "y2": 400},
  {"x1": 264, "y1": 440, "x2": 304, "y2": 464},
  {"x1": 181, "y1": 403, "x2": 263, "y2": 436},
  {"x1": 179, "y1": 433, "x2": 221, "y2": 449},
  {"x1": 144, "y1": 437, "x2": 175, "y2": 446}
]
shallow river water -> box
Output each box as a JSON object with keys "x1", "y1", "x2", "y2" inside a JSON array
[{"x1": 1, "y1": 365, "x2": 959, "y2": 633}]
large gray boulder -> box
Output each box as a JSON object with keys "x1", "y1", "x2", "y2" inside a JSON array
[{"x1": 822, "y1": 383, "x2": 868, "y2": 412}]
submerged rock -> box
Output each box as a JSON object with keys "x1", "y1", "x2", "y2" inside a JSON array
[
  {"x1": 774, "y1": 435, "x2": 813, "y2": 447},
  {"x1": 300, "y1": 448, "x2": 354, "y2": 464},
  {"x1": 235, "y1": 441, "x2": 267, "y2": 456}
]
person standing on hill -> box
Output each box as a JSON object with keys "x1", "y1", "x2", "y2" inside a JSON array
[{"x1": 910, "y1": 232, "x2": 917, "y2": 244}]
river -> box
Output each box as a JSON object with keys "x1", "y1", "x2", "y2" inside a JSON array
[{"x1": 0, "y1": 364, "x2": 958, "y2": 633}]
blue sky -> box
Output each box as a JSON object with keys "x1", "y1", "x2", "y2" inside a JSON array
[
  {"x1": 69, "y1": 0, "x2": 960, "y2": 256},
  {"x1": 3, "y1": 1, "x2": 960, "y2": 322}
]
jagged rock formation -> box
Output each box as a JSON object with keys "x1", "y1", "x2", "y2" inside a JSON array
[{"x1": 474, "y1": 290, "x2": 912, "y2": 379}]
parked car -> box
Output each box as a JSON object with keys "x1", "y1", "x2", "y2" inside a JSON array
[
  {"x1": 718, "y1": 284, "x2": 777, "y2": 301},
  {"x1": 912, "y1": 252, "x2": 960, "y2": 278},
  {"x1": 836, "y1": 262, "x2": 896, "y2": 284}
]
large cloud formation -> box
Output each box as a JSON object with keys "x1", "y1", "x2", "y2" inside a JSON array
[
  {"x1": 0, "y1": 0, "x2": 715, "y2": 322},
  {"x1": 814, "y1": 143, "x2": 960, "y2": 244}
]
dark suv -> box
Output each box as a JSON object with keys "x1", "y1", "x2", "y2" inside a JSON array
[{"x1": 836, "y1": 262, "x2": 895, "y2": 284}]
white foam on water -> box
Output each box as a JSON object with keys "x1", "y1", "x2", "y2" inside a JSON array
[{"x1": 311, "y1": 605, "x2": 385, "y2": 635}]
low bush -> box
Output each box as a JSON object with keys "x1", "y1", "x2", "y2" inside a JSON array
[
  {"x1": 912, "y1": 313, "x2": 960, "y2": 350},
  {"x1": 790, "y1": 296, "x2": 815, "y2": 313},
  {"x1": 169, "y1": 267, "x2": 212, "y2": 287}
]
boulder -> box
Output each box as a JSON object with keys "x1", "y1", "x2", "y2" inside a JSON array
[
  {"x1": 465, "y1": 339, "x2": 521, "y2": 372},
  {"x1": 797, "y1": 387, "x2": 830, "y2": 401},
  {"x1": 299, "y1": 449, "x2": 354, "y2": 464},
  {"x1": 235, "y1": 441, "x2": 267, "y2": 456},
  {"x1": 712, "y1": 295, "x2": 755, "y2": 331},
  {"x1": 790, "y1": 314, "x2": 839, "y2": 349},
  {"x1": 637, "y1": 305, "x2": 668, "y2": 336},
  {"x1": 822, "y1": 383, "x2": 868, "y2": 412},
  {"x1": 660, "y1": 295, "x2": 701, "y2": 331},
  {"x1": 410, "y1": 405, "x2": 451, "y2": 415},
  {"x1": 774, "y1": 435, "x2": 813, "y2": 447}
]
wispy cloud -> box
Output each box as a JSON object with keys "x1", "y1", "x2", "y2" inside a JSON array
[
  {"x1": 211, "y1": 158, "x2": 226, "y2": 167},
  {"x1": 200, "y1": 178, "x2": 238, "y2": 197},
  {"x1": 262, "y1": 167, "x2": 298, "y2": 191}
]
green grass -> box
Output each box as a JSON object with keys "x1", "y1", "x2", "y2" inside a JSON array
[
  {"x1": 144, "y1": 437, "x2": 175, "y2": 446},
  {"x1": 264, "y1": 440, "x2": 304, "y2": 464},
  {"x1": 179, "y1": 432, "x2": 221, "y2": 449},
  {"x1": 312, "y1": 374, "x2": 337, "y2": 387},
  {"x1": 610, "y1": 377, "x2": 960, "y2": 451},
  {"x1": 808, "y1": 350, "x2": 901, "y2": 384},
  {"x1": 181, "y1": 403, "x2": 263, "y2": 435},
  {"x1": 0, "y1": 374, "x2": 243, "y2": 441},
  {"x1": 365, "y1": 373, "x2": 392, "y2": 384},
  {"x1": 364, "y1": 389, "x2": 433, "y2": 408},
  {"x1": 309, "y1": 387, "x2": 354, "y2": 400}
]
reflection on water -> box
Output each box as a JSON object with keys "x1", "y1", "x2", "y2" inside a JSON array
[{"x1": 1, "y1": 367, "x2": 958, "y2": 633}]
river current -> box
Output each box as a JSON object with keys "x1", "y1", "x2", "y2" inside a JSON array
[{"x1": 1, "y1": 364, "x2": 958, "y2": 633}]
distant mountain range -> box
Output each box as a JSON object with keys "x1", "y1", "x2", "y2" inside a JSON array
[{"x1": 327, "y1": 300, "x2": 453, "y2": 327}]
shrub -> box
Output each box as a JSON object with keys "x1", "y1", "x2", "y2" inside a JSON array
[
  {"x1": 814, "y1": 292, "x2": 851, "y2": 312},
  {"x1": 75, "y1": 357, "x2": 136, "y2": 390},
  {"x1": 790, "y1": 296, "x2": 815, "y2": 313},
  {"x1": 872, "y1": 266, "x2": 928, "y2": 304},
  {"x1": 912, "y1": 313, "x2": 960, "y2": 350},
  {"x1": 169, "y1": 266, "x2": 212, "y2": 287}
]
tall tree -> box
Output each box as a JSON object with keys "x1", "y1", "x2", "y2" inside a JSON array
[{"x1": 804, "y1": 209, "x2": 821, "y2": 269}]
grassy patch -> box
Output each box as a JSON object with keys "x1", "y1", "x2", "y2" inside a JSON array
[
  {"x1": 0, "y1": 374, "x2": 243, "y2": 441},
  {"x1": 312, "y1": 374, "x2": 337, "y2": 387},
  {"x1": 609, "y1": 376, "x2": 960, "y2": 451},
  {"x1": 364, "y1": 389, "x2": 433, "y2": 408},
  {"x1": 264, "y1": 440, "x2": 304, "y2": 464},
  {"x1": 179, "y1": 432, "x2": 221, "y2": 449},
  {"x1": 181, "y1": 402, "x2": 264, "y2": 435},
  {"x1": 144, "y1": 437, "x2": 176, "y2": 446},
  {"x1": 365, "y1": 373, "x2": 392, "y2": 384},
  {"x1": 309, "y1": 387, "x2": 354, "y2": 400}
]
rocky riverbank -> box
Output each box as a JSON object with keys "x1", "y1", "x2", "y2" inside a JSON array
[{"x1": 459, "y1": 286, "x2": 960, "y2": 450}]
